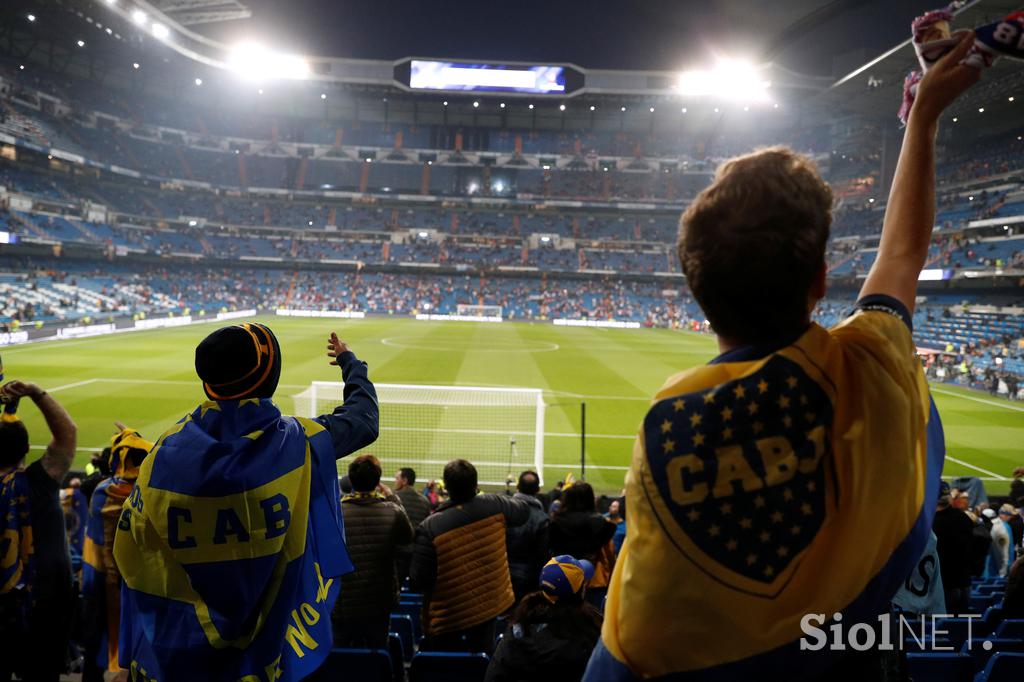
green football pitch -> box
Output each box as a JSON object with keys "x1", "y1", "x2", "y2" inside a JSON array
[{"x1": 4, "y1": 316, "x2": 1023, "y2": 494}]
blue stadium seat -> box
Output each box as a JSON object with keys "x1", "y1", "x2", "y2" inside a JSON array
[
  {"x1": 994, "y1": 620, "x2": 1024, "y2": 639},
  {"x1": 936, "y1": 618, "x2": 985, "y2": 647},
  {"x1": 390, "y1": 614, "x2": 417, "y2": 661},
  {"x1": 975, "y1": 652, "x2": 1024, "y2": 681},
  {"x1": 387, "y1": 633, "x2": 405, "y2": 682},
  {"x1": 311, "y1": 648, "x2": 393, "y2": 682},
  {"x1": 394, "y1": 602, "x2": 423, "y2": 640},
  {"x1": 963, "y1": 639, "x2": 1024, "y2": 674},
  {"x1": 409, "y1": 652, "x2": 490, "y2": 682},
  {"x1": 982, "y1": 605, "x2": 1005, "y2": 633},
  {"x1": 906, "y1": 652, "x2": 972, "y2": 682}
]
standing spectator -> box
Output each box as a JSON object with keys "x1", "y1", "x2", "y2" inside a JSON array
[
  {"x1": 541, "y1": 480, "x2": 565, "y2": 513},
  {"x1": 332, "y1": 455, "x2": 413, "y2": 648},
  {"x1": 423, "y1": 479, "x2": 441, "y2": 509},
  {"x1": 506, "y1": 470, "x2": 550, "y2": 602},
  {"x1": 1000, "y1": 503, "x2": 1022, "y2": 558},
  {"x1": 604, "y1": 498, "x2": 626, "y2": 555},
  {"x1": 114, "y1": 326, "x2": 378, "y2": 681},
  {"x1": 933, "y1": 482, "x2": 976, "y2": 614},
  {"x1": 584, "y1": 39, "x2": 979, "y2": 680},
  {"x1": 410, "y1": 459, "x2": 529, "y2": 653},
  {"x1": 394, "y1": 467, "x2": 431, "y2": 582},
  {"x1": 81, "y1": 424, "x2": 152, "y2": 681},
  {"x1": 549, "y1": 482, "x2": 616, "y2": 608},
  {"x1": 485, "y1": 556, "x2": 603, "y2": 682},
  {"x1": 1004, "y1": 555, "x2": 1024, "y2": 619},
  {"x1": 984, "y1": 508, "x2": 1012, "y2": 577},
  {"x1": 0, "y1": 379, "x2": 78, "y2": 682}
]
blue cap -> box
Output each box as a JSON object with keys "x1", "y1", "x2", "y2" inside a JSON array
[{"x1": 539, "y1": 555, "x2": 595, "y2": 602}]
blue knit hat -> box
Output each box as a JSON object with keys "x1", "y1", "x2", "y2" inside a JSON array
[{"x1": 539, "y1": 555, "x2": 595, "y2": 602}]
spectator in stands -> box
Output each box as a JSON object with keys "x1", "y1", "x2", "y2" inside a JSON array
[
  {"x1": 1004, "y1": 555, "x2": 1024, "y2": 619},
  {"x1": 114, "y1": 326, "x2": 378, "y2": 681},
  {"x1": 394, "y1": 466, "x2": 431, "y2": 581},
  {"x1": 485, "y1": 556, "x2": 603, "y2": 682},
  {"x1": 984, "y1": 507, "x2": 1012, "y2": 577},
  {"x1": 506, "y1": 470, "x2": 550, "y2": 602},
  {"x1": 933, "y1": 482, "x2": 976, "y2": 614},
  {"x1": 548, "y1": 482, "x2": 616, "y2": 608},
  {"x1": 604, "y1": 498, "x2": 626, "y2": 555},
  {"x1": 585, "y1": 37, "x2": 979, "y2": 680},
  {"x1": 410, "y1": 459, "x2": 530, "y2": 653},
  {"x1": 0, "y1": 379, "x2": 77, "y2": 682},
  {"x1": 541, "y1": 479, "x2": 564, "y2": 513},
  {"x1": 1001, "y1": 504, "x2": 1022, "y2": 560},
  {"x1": 81, "y1": 424, "x2": 152, "y2": 681},
  {"x1": 332, "y1": 454, "x2": 413, "y2": 649},
  {"x1": 423, "y1": 479, "x2": 440, "y2": 509}
]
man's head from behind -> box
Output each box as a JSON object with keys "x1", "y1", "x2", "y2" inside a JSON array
[
  {"x1": 679, "y1": 147, "x2": 832, "y2": 347},
  {"x1": 348, "y1": 455, "x2": 382, "y2": 493},
  {"x1": 518, "y1": 470, "x2": 540, "y2": 496},
  {"x1": 396, "y1": 467, "x2": 416, "y2": 490},
  {"x1": 0, "y1": 419, "x2": 29, "y2": 470},
  {"x1": 195, "y1": 323, "x2": 281, "y2": 401},
  {"x1": 444, "y1": 459, "x2": 478, "y2": 503}
]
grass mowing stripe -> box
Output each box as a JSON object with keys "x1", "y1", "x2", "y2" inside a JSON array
[
  {"x1": 931, "y1": 386, "x2": 1024, "y2": 413},
  {"x1": 945, "y1": 455, "x2": 1012, "y2": 481}
]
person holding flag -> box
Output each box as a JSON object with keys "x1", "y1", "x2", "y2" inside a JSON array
[
  {"x1": 585, "y1": 32, "x2": 980, "y2": 681},
  {"x1": 114, "y1": 324, "x2": 378, "y2": 682},
  {"x1": 81, "y1": 423, "x2": 154, "y2": 681}
]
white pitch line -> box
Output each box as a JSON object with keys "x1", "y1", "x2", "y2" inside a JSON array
[
  {"x1": 945, "y1": 455, "x2": 1011, "y2": 481},
  {"x1": 931, "y1": 386, "x2": 1024, "y2": 413},
  {"x1": 47, "y1": 378, "x2": 99, "y2": 393}
]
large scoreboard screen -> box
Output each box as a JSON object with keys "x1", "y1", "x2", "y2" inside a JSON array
[{"x1": 396, "y1": 59, "x2": 583, "y2": 95}]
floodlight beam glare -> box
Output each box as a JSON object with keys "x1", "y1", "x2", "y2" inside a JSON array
[
  {"x1": 676, "y1": 59, "x2": 771, "y2": 102},
  {"x1": 227, "y1": 42, "x2": 310, "y2": 81}
]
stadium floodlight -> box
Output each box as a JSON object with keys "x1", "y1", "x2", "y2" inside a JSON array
[
  {"x1": 442, "y1": 100, "x2": 448, "y2": 106},
  {"x1": 590, "y1": 105, "x2": 595, "y2": 111},
  {"x1": 320, "y1": 93, "x2": 326, "y2": 99},
  {"x1": 528, "y1": 103, "x2": 534, "y2": 109},
  {"x1": 500, "y1": 102, "x2": 506, "y2": 108},
  {"x1": 151, "y1": 23, "x2": 169, "y2": 40},
  {"x1": 195, "y1": 77, "x2": 203, "y2": 85},
  {"x1": 540, "y1": 236, "x2": 551, "y2": 243},
  {"x1": 473, "y1": 100, "x2": 480, "y2": 108},
  {"x1": 559, "y1": 104, "x2": 566, "y2": 111},
  {"x1": 188, "y1": 220, "x2": 198, "y2": 226},
  {"x1": 620, "y1": 106, "x2": 626, "y2": 111},
  {"x1": 257, "y1": 88, "x2": 263, "y2": 94},
  {"x1": 676, "y1": 58, "x2": 771, "y2": 102},
  {"x1": 541, "y1": 164, "x2": 551, "y2": 170},
  {"x1": 27, "y1": 14, "x2": 37, "y2": 22},
  {"x1": 106, "y1": 27, "x2": 113, "y2": 35},
  {"x1": 227, "y1": 42, "x2": 310, "y2": 81},
  {"x1": 681, "y1": 107, "x2": 687, "y2": 113},
  {"x1": 952, "y1": 116, "x2": 959, "y2": 122},
  {"x1": 649, "y1": 106, "x2": 655, "y2": 113},
  {"x1": 77, "y1": 40, "x2": 86, "y2": 47},
  {"x1": 1010, "y1": 96, "x2": 1016, "y2": 102},
  {"x1": 131, "y1": 9, "x2": 147, "y2": 25},
  {"x1": 19, "y1": 65, "x2": 24, "y2": 70},
  {"x1": 978, "y1": 107, "x2": 984, "y2": 113},
  {"x1": 133, "y1": 62, "x2": 140, "y2": 69}
]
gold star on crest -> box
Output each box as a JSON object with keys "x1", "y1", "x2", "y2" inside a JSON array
[
  {"x1": 673, "y1": 398, "x2": 685, "y2": 412},
  {"x1": 777, "y1": 546, "x2": 789, "y2": 557},
  {"x1": 703, "y1": 391, "x2": 716, "y2": 404},
  {"x1": 805, "y1": 412, "x2": 816, "y2": 423},
  {"x1": 720, "y1": 502, "x2": 733, "y2": 515},
  {"x1": 721, "y1": 406, "x2": 733, "y2": 422},
  {"x1": 790, "y1": 524, "x2": 802, "y2": 535},
  {"x1": 758, "y1": 379, "x2": 769, "y2": 394},
  {"x1": 782, "y1": 415, "x2": 793, "y2": 428},
  {"x1": 770, "y1": 511, "x2": 783, "y2": 523},
  {"x1": 662, "y1": 438, "x2": 676, "y2": 454},
  {"x1": 777, "y1": 395, "x2": 791, "y2": 409},
  {"x1": 806, "y1": 481, "x2": 816, "y2": 492},
  {"x1": 733, "y1": 384, "x2": 746, "y2": 400},
  {"x1": 801, "y1": 502, "x2": 813, "y2": 516},
  {"x1": 660, "y1": 419, "x2": 672, "y2": 434},
  {"x1": 722, "y1": 427, "x2": 734, "y2": 440},
  {"x1": 763, "y1": 565, "x2": 775, "y2": 577},
  {"x1": 739, "y1": 517, "x2": 753, "y2": 529},
  {"x1": 746, "y1": 553, "x2": 758, "y2": 566},
  {"x1": 759, "y1": 530, "x2": 771, "y2": 543},
  {"x1": 747, "y1": 402, "x2": 759, "y2": 415},
  {"x1": 782, "y1": 487, "x2": 794, "y2": 501},
  {"x1": 753, "y1": 495, "x2": 765, "y2": 508},
  {"x1": 753, "y1": 421, "x2": 764, "y2": 434},
  {"x1": 692, "y1": 432, "x2": 705, "y2": 446},
  {"x1": 689, "y1": 413, "x2": 702, "y2": 427},
  {"x1": 786, "y1": 376, "x2": 798, "y2": 389},
  {"x1": 725, "y1": 538, "x2": 738, "y2": 551},
  {"x1": 708, "y1": 524, "x2": 721, "y2": 537},
  {"x1": 686, "y1": 508, "x2": 700, "y2": 522}
]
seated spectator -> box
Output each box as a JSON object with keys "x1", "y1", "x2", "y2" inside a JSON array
[
  {"x1": 332, "y1": 454, "x2": 413, "y2": 648},
  {"x1": 82, "y1": 424, "x2": 153, "y2": 681},
  {"x1": 410, "y1": 459, "x2": 529, "y2": 653},
  {"x1": 485, "y1": 556, "x2": 603, "y2": 682},
  {"x1": 394, "y1": 466, "x2": 431, "y2": 581},
  {"x1": 114, "y1": 326, "x2": 378, "y2": 681},
  {"x1": 1000, "y1": 503, "x2": 1022, "y2": 559},
  {"x1": 507, "y1": 470, "x2": 550, "y2": 602},
  {"x1": 423, "y1": 479, "x2": 440, "y2": 509},
  {"x1": 0, "y1": 379, "x2": 77, "y2": 682},
  {"x1": 548, "y1": 482, "x2": 617, "y2": 607},
  {"x1": 604, "y1": 498, "x2": 626, "y2": 555}
]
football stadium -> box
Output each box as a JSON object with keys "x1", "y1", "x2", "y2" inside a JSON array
[{"x1": 1, "y1": 0, "x2": 1024, "y2": 680}]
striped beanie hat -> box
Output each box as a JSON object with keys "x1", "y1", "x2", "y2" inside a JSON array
[{"x1": 195, "y1": 323, "x2": 282, "y2": 400}]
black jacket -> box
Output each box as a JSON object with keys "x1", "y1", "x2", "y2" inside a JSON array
[
  {"x1": 506, "y1": 493, "x2": 549, "y2": 597},
  {"x1": 548, "y1": 511, "x2": 616, "y2": 560},
  {"x1": 396, "y1": 486, "x2": 432, "y2": 529},
  {"x1": 333, "y1": 492, "x2": 414, "y2": 623},
  {"x1": 932, "y1": 506, "x2": 976, "y2": 589},
  {"x1": 485, "y1": 607, "x2": 602, "y2": 682}
]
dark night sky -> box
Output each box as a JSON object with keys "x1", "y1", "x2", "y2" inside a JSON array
[{"x1": 199, "y1": 0, "x2": 941, "y2": 77}]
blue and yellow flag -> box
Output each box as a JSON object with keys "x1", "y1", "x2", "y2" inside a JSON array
[
  {"x1": 114, "y1": 399, "x2": 354, "y2": 682},
  {"x1": 587, "y1": 307, "x2": 944, "y2": 680},
  {"x1": 0, "y1": 469, "x2": 33, "y2": 600}
]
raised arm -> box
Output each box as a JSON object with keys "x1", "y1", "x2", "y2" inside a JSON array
[
  {"x1": 859, "y1": 31, "x2": 980, "y2": 314},
  {"x1": 315, "y1": 332, "x2": 380, "y2": 460},
  {"x1": 2, "y1": 380, "x2": 77, "y2": 482}
]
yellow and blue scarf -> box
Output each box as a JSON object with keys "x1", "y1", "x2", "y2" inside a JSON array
[{"x1": 114, "y1": 399, "x2": 353, "y2": 682}]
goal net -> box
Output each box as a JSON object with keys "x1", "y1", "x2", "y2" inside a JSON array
[
  {"x1": 293, "y1": 382, "x2": 544, "y2": 486},
  {"x1": 456, "y1": 304, "x2": 503, "y2": 320}
]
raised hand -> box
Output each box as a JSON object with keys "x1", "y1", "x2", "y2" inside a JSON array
[{"x1": 326, "y1": 332, "x2": 351, "y2": 366}]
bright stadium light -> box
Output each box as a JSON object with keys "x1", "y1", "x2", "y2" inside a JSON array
[
  {"x1": 681, "y1": 107, "x2": 687, "y2": 113},
  {"x1": 559, "y1": 104, "x2": 566, "y2": 111},
  {"x1": 194, "y1": 77, "x2": 203, "y2": 86},
  {"x1": 676, "y1": 58, "x2": 771, "y2": 102},
  {"x1": 528, "y1": 103, "x2": 534, "y2": 109},
  {"x1": 620, "y1": 106, "x2": 626, "y2": 112},
  {"x1": 500, "y1": 102, "x2": 506, "y2": 108},
  {"x1": 131, "y1": 9, "x2": 147, "y2": 25},
  {"x1": 473, "y1": 100, "x2": 479, "y2": 108},
  {"x1": 978, "y1": 107, "x2": 984, "y2": 113},
  {"x1": 590, "y1": 105, "x2": 595, "y2": 111},
  {"x1": 27, "y1": 14, "x2": 36, "y2": 22},
  {"x1": 133, "y1": 62, "x2": 140, "y2": 69},
  {"x1": 649, "y1": 106, "x2": 655, "y2": 113},
  {"x1": 320, "y1": 92, "x2": 326, "y2": 99},
  {"x1": 227, "y1": 42, "x2": 310, "y2": 81},
  {"x1": 77, "y1": 40, "x2": 85, "y2": 47},
  {"x1": 151, "y1": 23, "x2": 169, "y2": 40}
]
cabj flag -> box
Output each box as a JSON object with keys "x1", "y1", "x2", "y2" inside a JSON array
[
  {"x1": 114, "y1": 399, "x2": 354, "y2": 682},
  {"x1": 587, "y1": 303, "x2": 944, "y2": 680},
  {"x1": 0, "y1": 469, "x2": 33, "y2": 599}
]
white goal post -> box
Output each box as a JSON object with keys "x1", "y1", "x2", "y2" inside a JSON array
[{"x1": 294, "y1": 382, "x2": 545, "y2": 487}]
